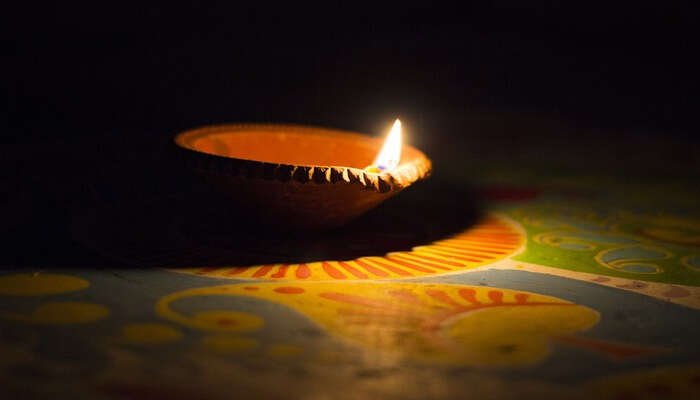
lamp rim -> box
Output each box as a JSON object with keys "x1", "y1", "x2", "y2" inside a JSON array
[{"x1": 174, "y1": 123, "x2": 432, "y2": 193}]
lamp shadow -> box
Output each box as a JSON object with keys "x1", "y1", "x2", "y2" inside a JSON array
[{"x1": 72, "y1": 178, "x2": 483, "y2": 268}]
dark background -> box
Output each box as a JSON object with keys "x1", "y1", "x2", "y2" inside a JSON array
[
  {"x1": 6, "y1": 3, "x2": 698, "y2": 140},
  {"x1": 3, "y1": 2, "x2": 699, "y2": 267}
]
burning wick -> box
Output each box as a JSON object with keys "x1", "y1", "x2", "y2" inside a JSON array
[{"x1": 365, "y1": 118, "x2": 402, "y2": 173}]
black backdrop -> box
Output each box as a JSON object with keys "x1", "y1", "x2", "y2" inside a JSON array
[
  {"x1": 6, "y1": 3, "x2": 698, "y2": 141},
  {"x1": 3, "y1": 3, "x2": 699, "y2": 267}
]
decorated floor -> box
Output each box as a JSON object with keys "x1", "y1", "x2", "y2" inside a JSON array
[{"x1": 2, "y1": 166, "x2": 699, "y2": 399}]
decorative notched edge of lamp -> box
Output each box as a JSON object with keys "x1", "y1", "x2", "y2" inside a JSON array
[{"x1": 173, "y1": 123, "x2": 432, "y2": 194}]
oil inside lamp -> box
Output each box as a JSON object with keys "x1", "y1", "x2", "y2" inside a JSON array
[{"x1": 365, "y1": 119, "x2": 402, "y2": 173}]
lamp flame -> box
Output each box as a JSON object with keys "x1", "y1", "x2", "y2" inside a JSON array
[{"x1": 372, "y1": 119, "x2": 402, "y2": 171}]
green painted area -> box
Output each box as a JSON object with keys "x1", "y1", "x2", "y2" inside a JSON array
[
  {"x1": 467, "y1": 162, "x2": 700, "y2": 286},
  {"x1": 497, "y1": 200, "x2": 700, "y2": 286}
]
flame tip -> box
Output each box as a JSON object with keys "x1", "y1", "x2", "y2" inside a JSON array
[{"x1": 372, "y1": 118, "x2": 403, "y2": 171}]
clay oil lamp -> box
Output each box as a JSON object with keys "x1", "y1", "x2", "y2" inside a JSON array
[{"x1": 174, "y1": 120, "x2": 431, "y2": 229}]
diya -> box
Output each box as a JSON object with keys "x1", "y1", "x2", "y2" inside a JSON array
[{"x1": 174, "y1": 120, "x2": 432, "y2": 229}]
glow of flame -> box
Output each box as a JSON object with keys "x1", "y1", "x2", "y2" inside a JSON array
[{"x1": 373, "y1": 119, "x2": 402, "y2": 171}]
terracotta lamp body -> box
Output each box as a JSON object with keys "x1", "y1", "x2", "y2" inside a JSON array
[{"x1": 174, "y1": 124, "x2": 432, "y2": 229}]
